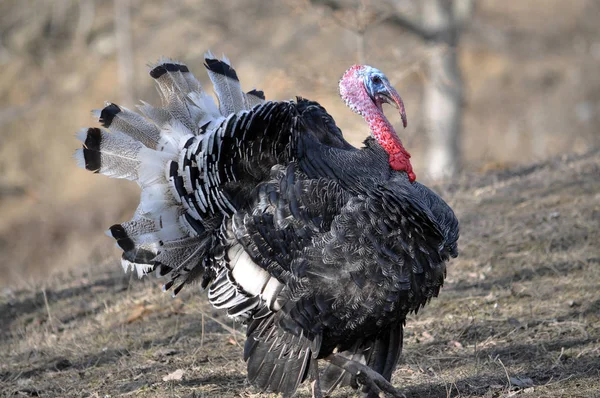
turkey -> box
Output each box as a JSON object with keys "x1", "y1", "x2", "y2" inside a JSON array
[{"x1": 75, "y1": 53, "x2": 459, "y2": 397}]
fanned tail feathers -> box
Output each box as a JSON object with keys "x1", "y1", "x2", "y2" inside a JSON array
[{"x1": 75, "y1": 57, "x2": 266, "y2": 294}]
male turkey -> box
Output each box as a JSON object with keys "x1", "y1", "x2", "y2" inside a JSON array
[{"x1": 76, "y1": 53, "x2": 459, "y2": 397}]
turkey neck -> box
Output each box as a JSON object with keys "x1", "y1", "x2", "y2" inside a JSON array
[{"x1": 363, "y1": 107, "x2": 416, "y2": 182}]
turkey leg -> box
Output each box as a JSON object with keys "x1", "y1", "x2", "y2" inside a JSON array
[
  {"x1": 309, "y1": 357, "x2": 323, "y2": 398},
  {"x1": 324, "y1": 353, "x2": 405, "y2": 398}
]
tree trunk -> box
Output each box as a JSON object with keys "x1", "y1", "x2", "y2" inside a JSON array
[{"x1": 422, "y1": 0, "x2": 464, "y2": 179}]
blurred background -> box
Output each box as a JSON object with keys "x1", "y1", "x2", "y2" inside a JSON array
[{"x1": 0, "y1": 0, "x2": 598, "y2": 287}]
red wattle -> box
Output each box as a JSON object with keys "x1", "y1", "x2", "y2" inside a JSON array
[{"x1": 365, "y1": 107, "x2": 416, "y2": 182}]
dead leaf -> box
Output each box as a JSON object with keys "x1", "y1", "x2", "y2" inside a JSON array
[
  {"x1": 125, "y1": 303, "x2": 158, "y2": 324},
  {"x1": 421, "y1": 331, "x2": 434, "y2": 342},
  {"x1": 448, "y1": 340, "x2": 463, "y2": 348},
  {"x1": 125, "y1": 304, "x2": 148, "y2": 324},
  {"x1": 163, "y1": 368, "x2": 184, "y2": 382}
]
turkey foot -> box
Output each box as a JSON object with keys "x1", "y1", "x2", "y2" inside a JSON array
[
  {"x1": 309, "y1": 357, "x2": 323, "y2": 398},
  {"x1": 325, "y1": 353, "x2": 405, "y2": 398}
]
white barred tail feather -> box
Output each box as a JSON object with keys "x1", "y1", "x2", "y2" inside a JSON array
[
  {"x1": 245, "y1": 89, "x2": 266, "y2": 108},
  {"x1": 96, "y1": 103, "x2": 161, "y2": 149},
  {"x1": 203, "y1": 52, "x2": 247, "y2": 115},
  {"x1": 75, "y1": 57, "x2": 269, "y2": 300}
]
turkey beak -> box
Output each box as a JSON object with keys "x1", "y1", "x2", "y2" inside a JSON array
[{"x1": 381, "y1": 80, "x2": 407, "y2": 128}]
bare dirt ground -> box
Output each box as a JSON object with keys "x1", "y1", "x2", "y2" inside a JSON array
[{"x1": 1, "y1": 149, "x2": 598, "y2": 398}]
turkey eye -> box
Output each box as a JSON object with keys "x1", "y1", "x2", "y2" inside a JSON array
[{"x1": 372, "y1": 76, "x2": 381, "y2": 84}]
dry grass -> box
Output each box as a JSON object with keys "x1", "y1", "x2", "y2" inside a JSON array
[{"x1": 1, "y1": 150, "x2": 598, "y2": 397}]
